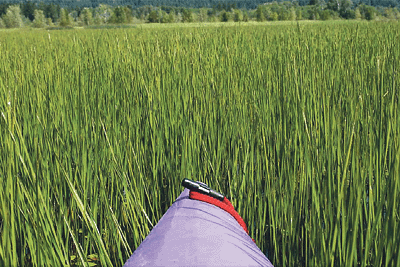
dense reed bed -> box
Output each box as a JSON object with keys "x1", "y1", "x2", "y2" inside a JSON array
[{"x1": 0, "y1": 21, "x2": 399, "y2": 266}]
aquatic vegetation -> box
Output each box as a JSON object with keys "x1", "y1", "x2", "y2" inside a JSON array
[{"x1": 0, "y1": 21, "x2": 399, "y2": 266}]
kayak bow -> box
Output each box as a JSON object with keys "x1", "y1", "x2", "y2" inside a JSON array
[{"x1": 124, "y1": 180, "x2": 274, "y2": 267}]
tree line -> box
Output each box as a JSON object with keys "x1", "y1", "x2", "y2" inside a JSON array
[
  {"x1": 1, "y1": 0, "x2": 399, "y2": 9},
  {"x1": 0, "y1": 0, "x2": 399, "y2": 28}
]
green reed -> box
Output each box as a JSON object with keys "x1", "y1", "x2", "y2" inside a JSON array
[{"x1": 0, "y1": 21, "x2": 399, "y2": 266}]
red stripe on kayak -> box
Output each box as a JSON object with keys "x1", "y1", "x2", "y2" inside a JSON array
[{"x1": 189, "y1": 191, "x2": 255, "y2": 243}]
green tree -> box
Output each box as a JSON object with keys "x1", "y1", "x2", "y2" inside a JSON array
[
  {"x1": 110, "y1": 6, "x2": 127, "y2": 24},
  {"x1": 46, "y1": 17, "x2": 53, "y2": 26},
  {"x1": 21, "y1": 1, "x2": 35, "y2": 21},
  {"x1": 182, "y1": 8, "x2": 193, "y2": 22},
  {"x1": 256, "y1": 5, "x2": 265, "y2": 21},
  {"x1": 94, "y1": 4, "x2": 112, "y2": 24},
  {"x1": 133, "y1": 5, "x2": 152, "y2": 21},
  {"x1": 356, "y1": 4, "x2": 374, "y2": 20},
  {"x1": 32, "y1": 9, "x2": 47, "y2": 27},
  {"x1": 384, "y1": 7, "x2": 400, "y2": 19},
  {"x1": 296, "y1": 8, "x2": 302, "y2": 19},
  {"x1": 327, "y1": 0, "x2": 340, "y2": 11},
  {"x1": 59, "y1": 8, "x2": 71, "y2": 26},
  {"x1": 360, "y1": 5, "x2": 376, "y2": 20},
  {"x1": 3, "y1": 5, "x2": 23, "y2": 28},
  {"x1": 275, "y1": 2, "x2": 295, "y2": 20},
  {"x1": 339, "y1": 0, "x2": 353, "y2": 18},
  {"x1": 307, "y1": 4, "x2": 321, "y2": 19},
  {"x1": 343, "y1": 9, "x2": 356, "y2": 18},
  {"x1": 270, "y1": 11, "x2": 278, "y2": 21},
  {"x1": 0, "y1": 4, "x2": 9, "y2": 17},
  {"x1": 354, "y1": 7, "x2": 361, "y2": 19},
  {"x1": 147, "y1": 10, "x2": 159, "y2": 23},
  {"x1": 233, "y1": 9, "x2": 243, "y2": 22},
  {"x1": 167, "y1": 12, "x2": 175, "y2": 23},
  {"x1": 320, "y1": 9, "x2": 332, "y2": 20},
  {"x1": 79, "y1": 7, "x2": 93, "y2": 26},
  {"x1": 160, "y1": 10, "x2": 169, "y2": 23},
  {"x1": 198, "y1": 8, "x2": 207, "y2": 22},
  {"x1": 220, "y1": 10, "x2": 230, "y2": 22},
  {"x1": 308, "y1": 0, "x2": 321, "y2": 5},
  {"x1": 39, "y1": 3, "x2": 60, "y2": 23},
  {"x1": 0, "y1": 17, "x2": 5, "y2": 28},
  {"x1": 69, "y1": 10, "x2": 79, "y2": 22},
  {"x1": 327, "y1": 0, "x2": 353, "y2": 18},
  {"x1": 124, "y1": 6, "x2": 133, "y2": 23},
  {"x1": 289, "y1": 7, "x2": 296, "y2": 20},
  {"x1": 243, "y1": 11, "x2": 249, "y2": 21}
]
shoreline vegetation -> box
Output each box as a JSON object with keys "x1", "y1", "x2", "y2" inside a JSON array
[
  {"x1": 3, "y1": 20, "x2": 393, "y2": 32},
  {"x1": 0, "y1": 1, "x2": 400, "y2": 29}
]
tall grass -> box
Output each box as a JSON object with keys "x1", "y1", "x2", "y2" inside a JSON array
[{"x1": 0, "y1": 21, "x2": 399, "y2": 266}]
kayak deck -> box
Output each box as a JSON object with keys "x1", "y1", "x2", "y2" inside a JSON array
[{"x1": 124, "y1": 188, "x2": 274, "y2": 267}]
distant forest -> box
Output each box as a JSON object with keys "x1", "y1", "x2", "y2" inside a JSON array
[
  {"x1": 1, "y1": 0, "x2": 399, "y2": 28},
  {"x1": 0, "y1": 0, "x2": 399, "y2": 9}
]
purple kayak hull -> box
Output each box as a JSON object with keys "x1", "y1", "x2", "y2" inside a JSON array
[{"x1": 124, "y1": 189, "x2": 274, "y2": 267}]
